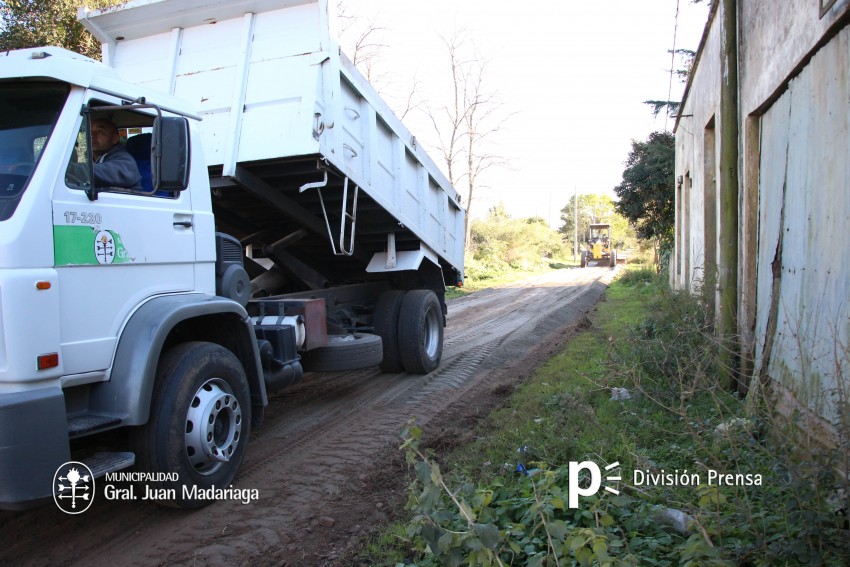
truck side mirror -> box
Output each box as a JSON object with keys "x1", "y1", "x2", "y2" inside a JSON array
[{"x1": 153, "y1": 116, "x2": 190, "y2": 192}]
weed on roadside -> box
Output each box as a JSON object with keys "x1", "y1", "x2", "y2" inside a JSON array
[
  {"x1": 612, "y1": 274, "x2": 850, "y2": 565},
  {"x1": 360, "y1": 268, "x2": 849, "y2": 566}
]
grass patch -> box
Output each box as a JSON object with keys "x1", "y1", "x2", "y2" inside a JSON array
[
  {"x1": 615, "y1": 265, "x2": 656, "y2": 287},
  {"x1": 361, "y1": 266, "x2": 850, "y2": 566},
  {"x1": 446, "y1": 259, "x2": 579, "y2": 300},
  {"x1": 354, "y1": 522, "x2": 415, "y2": 565}
]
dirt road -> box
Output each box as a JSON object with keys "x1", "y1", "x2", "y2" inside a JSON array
[{"x1": 0, "y1": 266, "x2": 616, "y2": 567}]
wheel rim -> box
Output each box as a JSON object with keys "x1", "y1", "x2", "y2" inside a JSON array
[
  {"x1": 184, "y1": 378, "x2": 242, "y2": 475},
  {"x1": 423, "y1": 306, "x2": 441, "y2": 359}
]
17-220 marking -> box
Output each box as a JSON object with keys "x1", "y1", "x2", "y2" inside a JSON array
[{"x1": 63, "y1": 211, "x2": 102, "y2": 225}]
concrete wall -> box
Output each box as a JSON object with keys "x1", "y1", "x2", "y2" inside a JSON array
[
  {"x1": 740, "y1": 0, "x2": 849, "y2": 116},
  {"x1": 673, "y1": 11, "x2": 720, "y2": 302},
  {"x1": 674, "y1": 0, "x2": 850, "y2": 439}
]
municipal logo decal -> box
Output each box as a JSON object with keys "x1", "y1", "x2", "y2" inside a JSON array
[
  {"x1": 53, "y1": 461, "x2": 95, "y2": 514},
  {"x1": 94, "y1": 230, "x2": 115, "y2": 264}
]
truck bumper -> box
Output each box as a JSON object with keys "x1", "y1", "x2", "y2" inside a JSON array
[{"x1": 0, "y1": 388, "x2": 70, "y2": 510}]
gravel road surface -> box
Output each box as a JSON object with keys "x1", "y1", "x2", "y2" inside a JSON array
[{"x1": 0, "y1": 266, "x2": 617, "y2": 566}]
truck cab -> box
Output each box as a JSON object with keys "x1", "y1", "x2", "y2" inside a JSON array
[{"x1": 0, "y1": 48, "x2": 269, "y2": 509}]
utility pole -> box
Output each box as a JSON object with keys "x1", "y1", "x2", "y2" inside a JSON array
[
  {"x1": 719, "y1": 0, "x2": 739, "y2": 391},
  {"x1": 573, "y1": 185, "x2": 578, "y2": 261}
]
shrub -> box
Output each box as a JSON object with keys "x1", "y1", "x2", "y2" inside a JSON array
[
  {"x1": 617, "y1": 267, "x2": 656, "y2": 287},
  {"x1": 469, "y1": 207, "x2": 569, "y2": 279}
]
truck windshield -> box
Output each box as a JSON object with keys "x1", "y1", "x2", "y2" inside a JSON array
[{"x1": 0, "y1": 82, "x2": 69, "y2": 221}]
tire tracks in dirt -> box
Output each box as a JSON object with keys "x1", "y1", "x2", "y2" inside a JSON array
[{"x1": 0, "y1": 266, "x2": 616, "y2": 567}]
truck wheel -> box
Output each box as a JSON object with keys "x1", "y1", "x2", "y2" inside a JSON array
[
  {"x1": 610, "y1": 250, "x2": 617, "y2": 268},
  {"x1": 580, "y1": 251, "x2": 587, "y2": 268},
  {"x1": 373, "y1": 290, "x2": 406, "y2": 372},
  {"x1": 132, "y1": 341, "x2": 251, "y2": 509},
  {"x1": 398, "y1": 290, "x2": 443, "y2": 374},
  {"x1": 300, "y1": 333, "x2": 384, "y2": 372}
]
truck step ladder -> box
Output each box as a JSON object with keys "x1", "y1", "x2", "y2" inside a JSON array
[
  {"x1": 300, "y1": 172, "x2": 359, "y2": 256},
  {"x1": 82, "y1": 452, "x2": 136, "y2": 479},
  {"x1": 67, "y1": 413, "x2": 122, "y2": 439}
]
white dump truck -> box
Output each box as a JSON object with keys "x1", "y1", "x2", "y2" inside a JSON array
[{"x1": 0, "y1": 0, "x2": 464, "y2": 509}]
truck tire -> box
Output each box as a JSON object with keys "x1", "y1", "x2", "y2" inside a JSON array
[
  {"x1": 398, "y1": 289, "x2": 443, "y2": 374},
  {"x1": 300, "y1": 333, "x2": 383, "y2": 372},
  {"x1": 131, "y1": 341, "x2": 251, "y2": 509},
  {"x1": 373, "y1": 290, "x2": 406, "y2": 373},
  {"x1": 580, "y1": 251, "x2": 587, "y2": 268}
]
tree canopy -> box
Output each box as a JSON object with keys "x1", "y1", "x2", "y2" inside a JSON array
[
  {"x1": 613, "y1": 131, "x2": 675, "y2": 246},
  {"x1": 0, "y1": 0, "x2": 118, "y2": 59},
  {"x1": 643, "y1": 48, "x2": 696, "y2": 118}
]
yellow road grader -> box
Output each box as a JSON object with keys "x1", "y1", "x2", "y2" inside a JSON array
[{"x1": 579, "y1": 223, "x2": 618, "y2": 268}]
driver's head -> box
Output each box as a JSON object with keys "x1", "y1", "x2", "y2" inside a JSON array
[{"x1": 91, "y1": 118, "x2": 120, "y2": 159}]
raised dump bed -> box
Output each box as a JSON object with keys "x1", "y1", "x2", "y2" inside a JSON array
[{"x1": 80, "y1": 0, "x2": 465, "y2": 289}]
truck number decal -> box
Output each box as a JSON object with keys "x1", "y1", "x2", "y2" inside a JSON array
[{"x1": 63, "y1": 211, "x2": 103, "y2": 225}]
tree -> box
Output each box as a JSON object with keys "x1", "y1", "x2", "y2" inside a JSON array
[
  {"x1": 335, "y1": 1, "x2": 386, "y2": 84},
  {"x1": 643, "y1": 48, "x2": 696, "y2": 118},
  {"x1": 335, "y1": 1, "x2": 421, "y2": 121},
  {"x1": 0, "y1": 0, "x2": 117, "y2": 59},
  {"x1": 425, "y1": 32, "x2": 510, "y2": 251},
  {"x1": 613, "y1": 131, "x2": 675, "y2": 256}
]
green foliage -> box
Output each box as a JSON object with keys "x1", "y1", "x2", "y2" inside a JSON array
[
  {"x1": 643, "y1": 48, "x2": 696, "y2": 117},
  {"x1": 558, "y1": 193, "x2": 636, "y2": 250},
  {"x1": 623, "y1": 282, "x2": 718, "y2": 408},
  {"x1": 468, "y1": 204, "x2": 568, "y2": 279},
  {"x1": 616, "y1": 267, "x2": 657, "y2": 287},
  {"x1": 643, "y1": 100, "x2": 681, "y2": 118},
  {"x1": 0, "y1": 0, "x2": 120, "y2": 59},
  {"x1": 614, "y1": 131, "x2": 676, "y2": 247},
  {"x1": 612, "y1": 281, "x2": 850, "y2": 565},
  {"x1": 355, "y1": 522, "x2": 415, "y2": 566},
  {"x1": 385, "y1": 273, "x2": 850, "y2": 567},
  {"x1": 670, "y1": 49, "x2": 696, "y2": 85},
  {"x1": 400, "y1": 420, "x2": 690, "y2": 567}
]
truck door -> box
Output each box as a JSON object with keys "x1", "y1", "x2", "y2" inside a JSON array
[{"x1": 52, "y1": 97, "x2": 196, "y2": 377}]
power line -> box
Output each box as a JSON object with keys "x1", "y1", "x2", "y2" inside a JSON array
[{"x1": 665, "y1": 0, "x2": 681, "y2": 132}]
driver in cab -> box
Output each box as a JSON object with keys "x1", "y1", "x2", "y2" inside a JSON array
[{"x1": 90, "y1": 118, "x2": 142, "y2": 192}]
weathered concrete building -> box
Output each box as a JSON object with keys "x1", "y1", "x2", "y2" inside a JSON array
[{"x1": 673, "y1": 0, "x2": 849, "y2": 441}]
